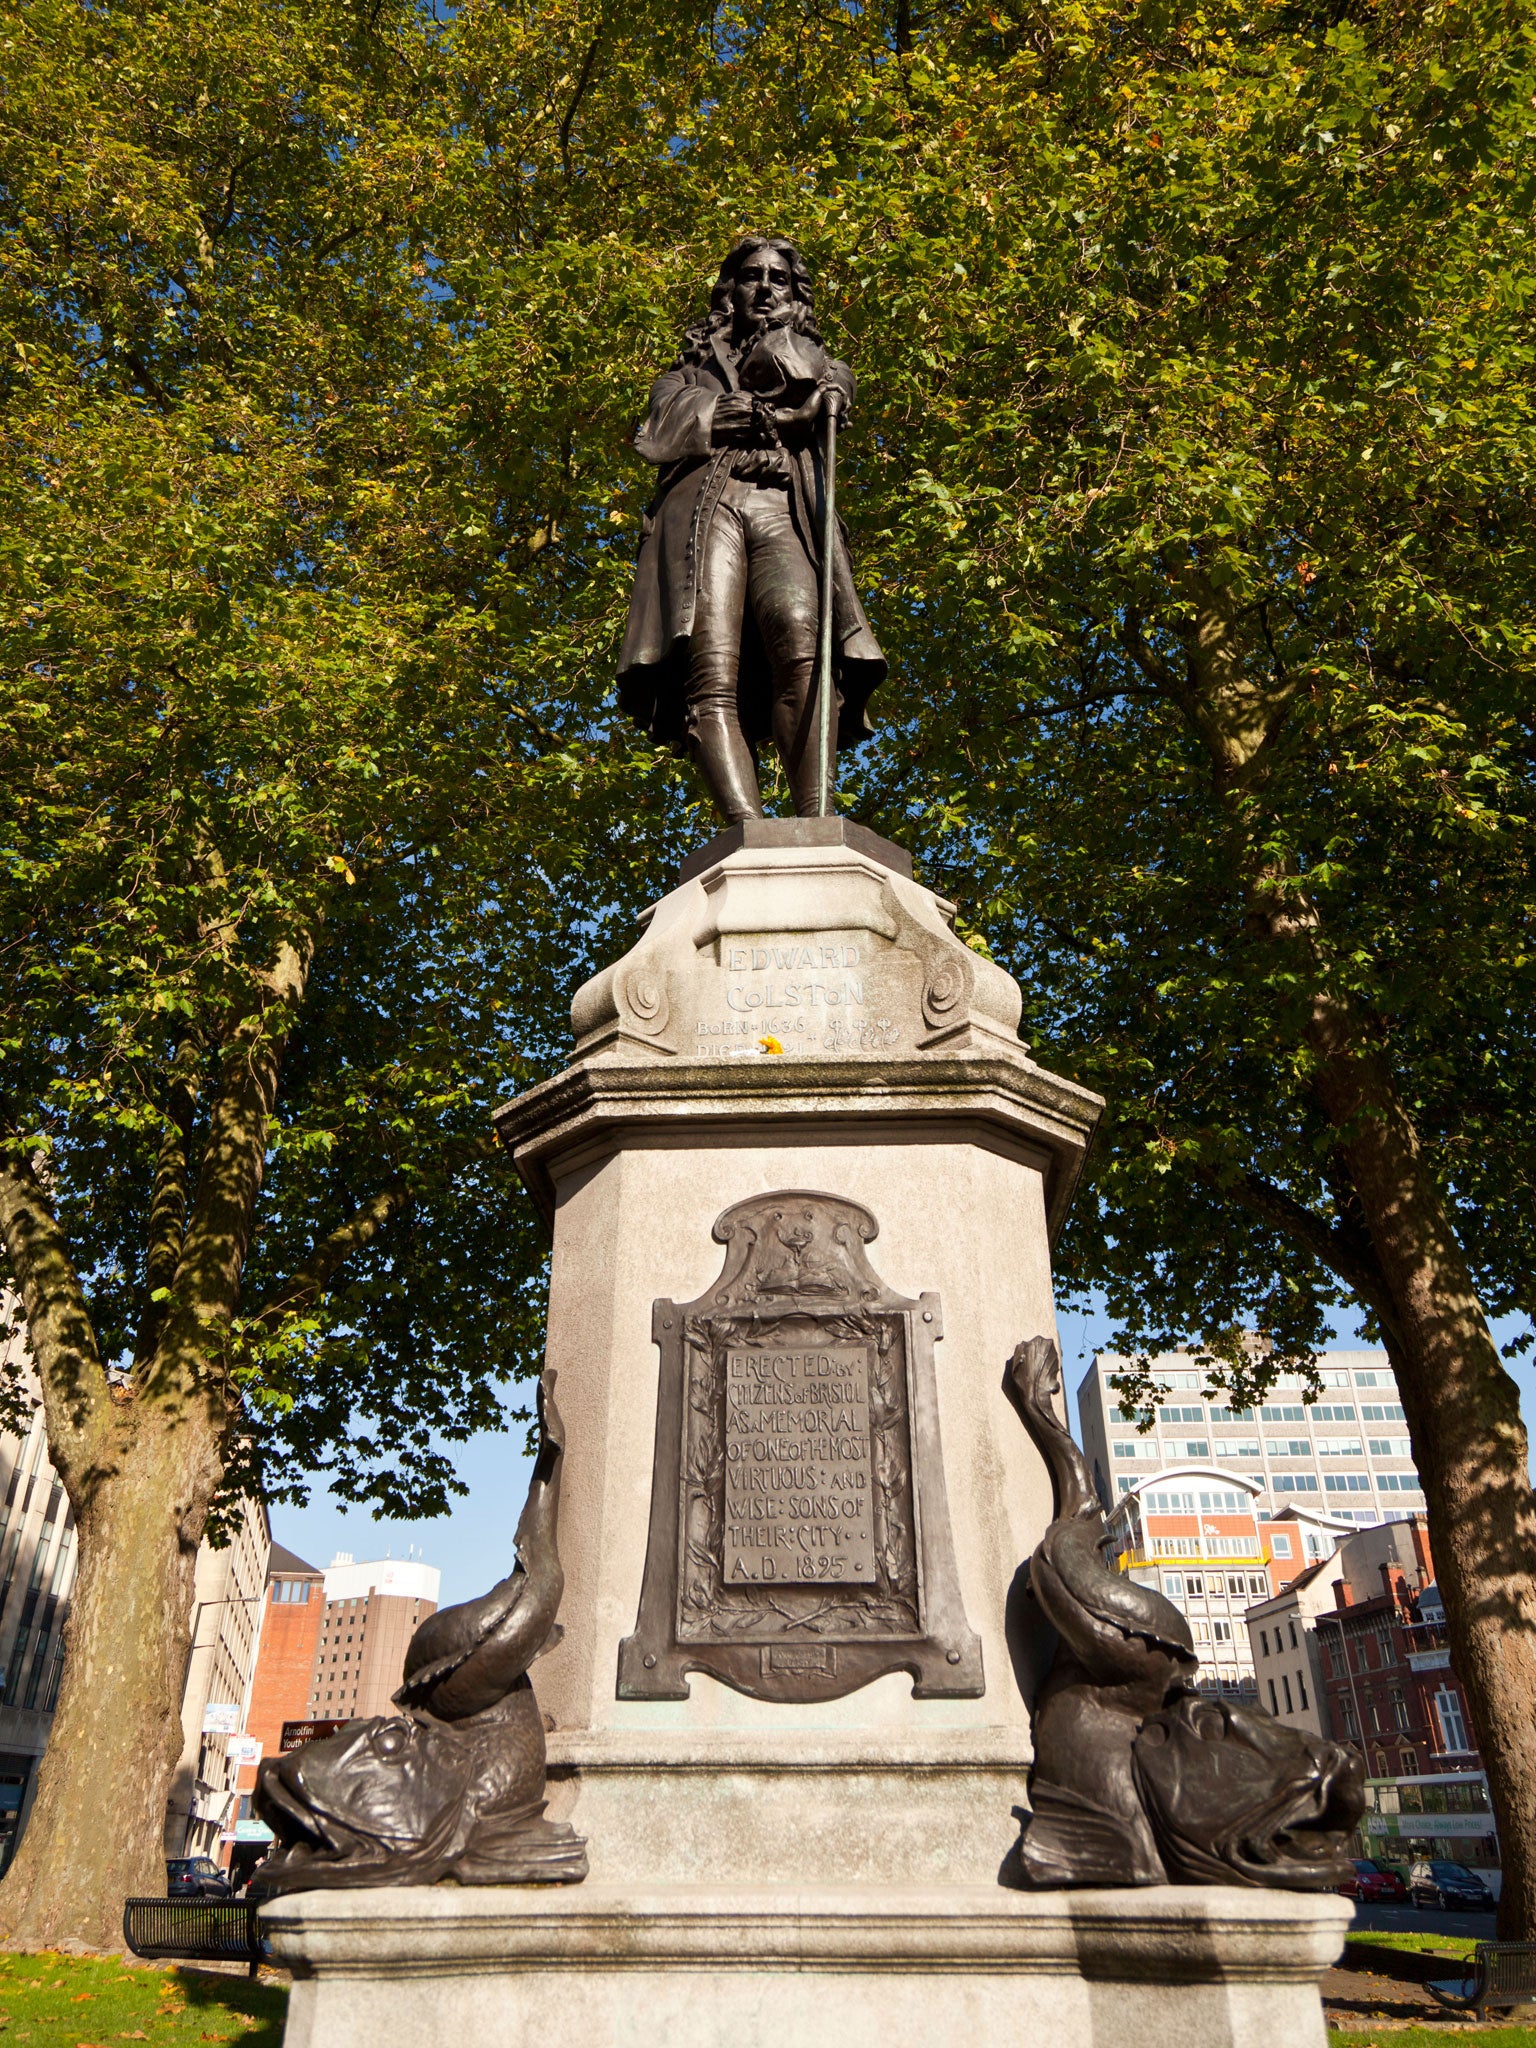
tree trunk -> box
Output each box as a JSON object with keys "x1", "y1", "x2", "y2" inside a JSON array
[
  {"x1": 1300, "y1": 995, "x2": 1536, "y2": 1941},
  {"x1": 0, "y1": 1405, "x2": 224, "y2": 1953},
  {"x1": 1157, "y1": 581, "x2": 1536, "y2": 1937}
]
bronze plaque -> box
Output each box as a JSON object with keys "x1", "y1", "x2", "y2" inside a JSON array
[
  {"x1": 723, "y1": 1340, "x2": 876, "y2": 1585},
  {"x1": 617, "y1": 1190, "x2": 983, "y2": 1703}
]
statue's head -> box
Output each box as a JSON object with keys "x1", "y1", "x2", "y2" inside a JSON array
[
  {"x1": 1132, "y1": 1690, "x2": 1365, "y2": 1889},
  {"x1": 681, "y1": 237, "x2": 820, "y2": 361}
]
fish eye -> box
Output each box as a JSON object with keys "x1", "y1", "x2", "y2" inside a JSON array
[
  {"x1": 1194, "y1": 1709, "x2": 1226, "y2": 1742},
  {"x1": 372, "y1": 1723, "x2": 409, "y2": 1761}
]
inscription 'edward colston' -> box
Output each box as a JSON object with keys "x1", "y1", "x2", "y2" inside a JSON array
[
  {"x1": 724, "y1": 942, "x2": 862, "y2": 1016},
  {"x1": 724, "y1": 1345, "x2": 874, "y2": 1583}
]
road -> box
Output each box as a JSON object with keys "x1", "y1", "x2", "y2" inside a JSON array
[{"x1": 1352, "y1": 1899, "x2": 1500, "y2": 1942}]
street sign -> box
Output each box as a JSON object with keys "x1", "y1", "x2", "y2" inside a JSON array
[{"x1": 280, "y1": 1719, "x2": 346, "y2": 1751}]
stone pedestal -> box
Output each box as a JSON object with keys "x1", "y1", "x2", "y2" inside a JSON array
[
  {"x1": 490, "y1": 821, "x2": 1103, "y2": 1887},
  {"x1": 262, "y1": 825, "x2": 1347, "y2": 2048},
  {"x1": 263, "y1": 1881, "x2": 1351, "y2": 2048}
]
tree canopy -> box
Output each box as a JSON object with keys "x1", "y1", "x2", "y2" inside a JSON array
[{"x1": 3, "y1": 0, "x2": 1536, "y2": 1947}]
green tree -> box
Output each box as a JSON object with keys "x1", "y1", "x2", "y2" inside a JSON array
[
  {"x1": 5, "y1": 0, "x2": 1536, "y2": 1951},
  {"x1": 814, "y1": 0, "x2": 1536, "y2": 1936},
  {"x1": 0, "y1": 0, "x2": 712, "y2": 1949}
]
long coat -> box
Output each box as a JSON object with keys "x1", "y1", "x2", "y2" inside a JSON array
[{"x1": 616, "y1": 336, "x2": 887, "y2": 753}]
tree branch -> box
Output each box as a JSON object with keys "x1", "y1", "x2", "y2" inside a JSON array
[
  {"x1": 1191, "y1": 1160, "x2": 1405, "y2": 1348},
  {"x1": 152, "y1": 937, "x2": 312, "y2": 1411},
  {"x1": 132, "y1": 1037, "x2": 202, "y2": 1368},
  {"x1": 255, "y1": 1180, "x2": 412, "y2": 1327},
  {"x1": 559, "y1": 35, "x2": 601, "y2": 184},
  {"x1": 0, "y1": 1149, "x2": 110, "y2": 1482}
]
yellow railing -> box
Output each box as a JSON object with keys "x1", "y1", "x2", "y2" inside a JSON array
[{"x1": 1116, "y1": 1550, "x2": 1269, "y2": 1571}]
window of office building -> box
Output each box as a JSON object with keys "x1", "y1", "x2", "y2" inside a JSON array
[{"x1": 1434, "y1": 1689, "x2": 1471, "y2": 1754}]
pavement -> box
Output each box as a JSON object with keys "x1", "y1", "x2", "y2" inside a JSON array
[{"x1": 1324, "y1": 1900, "x2": 1509, "y2": 2031}]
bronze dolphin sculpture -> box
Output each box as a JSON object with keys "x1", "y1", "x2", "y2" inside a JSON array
[
  {"x1": 1002, "y1": 1335, "x2": 1361, "y2": 1890},
  {"x1": 253, "y1": 1374, "x2": 587, "y2": 1891}
]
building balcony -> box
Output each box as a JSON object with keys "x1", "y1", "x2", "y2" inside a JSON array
[{"x1": 1407, "y1": 1648, "x2": 1451, "y2": 1672}]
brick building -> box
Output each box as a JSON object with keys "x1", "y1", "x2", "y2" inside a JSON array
[
  {"x1": 1107, "y1": 1464, "x2": 1350, "y2": 1701},
  {"x1": 307, "y1": 1556, "x2": 440, "y2": 1720},
  {"x1": 225, "y1": 1544, "x2": 324, "y2": 1878},
  {"x1": 1246, "y1": 1515, "x2": 1500, "y2": 1884}
]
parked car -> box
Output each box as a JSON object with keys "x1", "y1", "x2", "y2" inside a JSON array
[
  {"x1": 1339, "y1": 1858, "x2": 1409, "y2": 1903},
  {"x1": 1407, "y1": 1859, "x2": 1494, "y2": 1911},
  {"x1": 165, "y1": 1856, "x2": 231, "y2": 1899}
]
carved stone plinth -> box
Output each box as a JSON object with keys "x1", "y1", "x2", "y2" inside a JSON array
[
  {"x1": 263, "y1": 1881, "x2": 1351, "y2": 2048},
  {"x1": 491, "y1": 829, "x2": 1102, "y2": 1888}
]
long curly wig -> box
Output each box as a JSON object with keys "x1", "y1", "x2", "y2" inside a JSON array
[{"x1": 675, "y1": 236, "x2": 823, "y2": 367}]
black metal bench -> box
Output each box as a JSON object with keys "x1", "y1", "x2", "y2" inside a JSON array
[
  {"x1": 122, "y1": 1897, "x2": 267, "y2": 1979},
  {"x1": 1428, "y1": 1941, "x2": 1536, "y2": 2021}
]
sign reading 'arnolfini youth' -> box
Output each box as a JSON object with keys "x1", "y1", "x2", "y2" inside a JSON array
[
  {"x1": 618, "y1": 1190, "x2": 982, "y2": 1705},
  {"x1": 722, "y1": 1343, "x2": 875, "y2": 1585}
]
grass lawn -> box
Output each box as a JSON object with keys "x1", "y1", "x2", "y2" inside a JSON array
[
  {"x1": 1330, "y1": 2034, "x2": 1536, "y2": 2045},
  {"x1": 0, "y1": 1954, "x2": 286, "y2": 2047},
  {"x1": 1347, "y1": 1930, "x2": 1481, "y2": 1961}
]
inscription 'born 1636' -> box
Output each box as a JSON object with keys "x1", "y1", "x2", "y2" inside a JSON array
[{"x1": 724, "y1": 1345, "x2": 874, "y2": 1584}]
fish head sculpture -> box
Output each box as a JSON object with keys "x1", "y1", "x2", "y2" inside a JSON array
[
  {"x1": 1132, "y1": 1689, "x2": 1365, "y2": 1889},
  {"x1": 254, "y1": 1712, "x2": 475, "y2": 1883}
]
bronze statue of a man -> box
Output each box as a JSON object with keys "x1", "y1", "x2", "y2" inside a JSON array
[{"x1": 617, "y1": 238, "x2": 886, "y2": 823}]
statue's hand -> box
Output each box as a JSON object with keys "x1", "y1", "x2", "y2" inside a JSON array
[
  {"x1": 712, "y1": 393, "x2": 761, "y2": 447},
  {"x1": 768, "y1": 385, "x2": 825, "y2": 434}
]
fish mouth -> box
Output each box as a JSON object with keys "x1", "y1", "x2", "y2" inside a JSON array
[
  {"x1": 252, "y1": 1756, "x2": 393, "y2": 1881},
  {"x1": 1233, "y1": 1749, "x2": 1364, "y2": 1888}
]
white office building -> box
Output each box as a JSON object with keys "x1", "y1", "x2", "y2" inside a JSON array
[{"x1": 1076, "y1": 1348, "x2": 1425, "y2": 1527}]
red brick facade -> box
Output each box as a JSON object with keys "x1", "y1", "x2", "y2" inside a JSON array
[
  {"x1": 246, "y1": 1553, "x2": 324, "y2": 1759},
  {"x1": 1314, "y1": 1522, "x2": 1480, "y2": 1777}
]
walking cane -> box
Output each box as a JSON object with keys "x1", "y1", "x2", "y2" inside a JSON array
[{"x1": 815, "y1": 389, "x2": 841, "y2": 819}]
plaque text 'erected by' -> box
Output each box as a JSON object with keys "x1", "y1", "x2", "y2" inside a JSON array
[{"x1": 724, "y1": 1345, "x2": 875, "y2": 1584}]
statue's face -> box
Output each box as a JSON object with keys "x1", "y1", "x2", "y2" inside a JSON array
[{"x1": 732, "y1": 248, "x2": 795, "y2": 334}]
